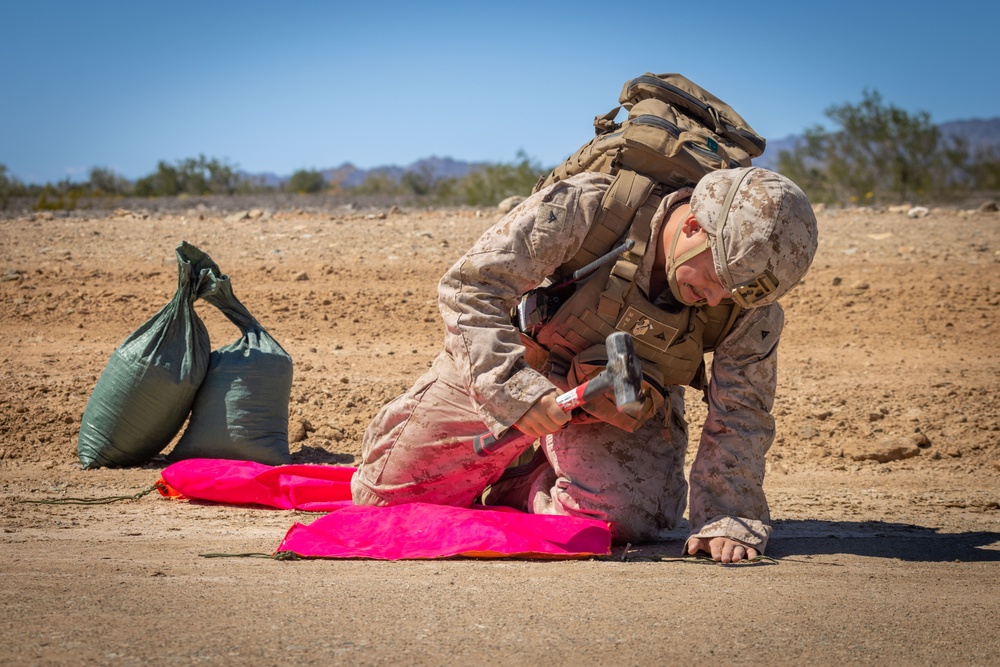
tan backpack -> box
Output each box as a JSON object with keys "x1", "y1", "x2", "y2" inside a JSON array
[
  {"x1": 535, "y1": 72, "x2": 766, "y2": 193},
  {"x1": 516, "y1": 73, "x2": 763, "y2": 391}
]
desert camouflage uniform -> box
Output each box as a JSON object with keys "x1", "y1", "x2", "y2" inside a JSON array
[{"x1": 352, "y1": 172, "x2": 781, "y2": 549}]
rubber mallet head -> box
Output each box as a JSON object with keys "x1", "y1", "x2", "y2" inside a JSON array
[{"x1": 604, "y1": 331, "x2": 644, "y2": 416}]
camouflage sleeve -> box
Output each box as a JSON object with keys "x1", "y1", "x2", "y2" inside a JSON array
[
  {"x1": 437, "y1": 174, "x2": 610, "y2": 436},
  {"x1": 686, "y1": 302, "x2": 784, "y2": 552}
]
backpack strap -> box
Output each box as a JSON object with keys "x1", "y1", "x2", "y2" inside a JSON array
[
  {"x1": 595, "y1": 172, "x2": 663, "y2": 319},
  {"x1": 560, "y1": 170, "x2": 657, "y2": 276}
]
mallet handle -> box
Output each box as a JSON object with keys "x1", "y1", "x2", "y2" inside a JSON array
[{"x1": 473, "y1": 373, "x2": 608, "y2": 457}]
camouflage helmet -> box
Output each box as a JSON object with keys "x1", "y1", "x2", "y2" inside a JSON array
[{"x1": 689, "y1": 167, "x2": 819, "y2": 308}]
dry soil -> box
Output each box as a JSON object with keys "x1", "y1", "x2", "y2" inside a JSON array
[{"x1": 1, "y1": 200, "x2": 999, "y2": 666}]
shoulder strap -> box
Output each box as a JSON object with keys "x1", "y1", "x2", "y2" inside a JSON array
[{"x1": 559, "y1": 170, "x2": 657, "y2": 276}]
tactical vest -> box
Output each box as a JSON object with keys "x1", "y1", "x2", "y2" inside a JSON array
[
  {"x1": 530, "y1": 171, "x2": 741, "y2": 394},
  {"x1": 521, "y1": 73, "x2": 760, "y2": 428}
]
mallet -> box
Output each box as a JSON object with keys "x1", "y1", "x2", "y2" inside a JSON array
[{"x1": 473, "y1": 331, "x2": 644, "y2": 456}]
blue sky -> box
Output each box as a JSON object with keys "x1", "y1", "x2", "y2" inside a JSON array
[{"x1": 2, "y1": 0, "x2": 998, "y2": 184}]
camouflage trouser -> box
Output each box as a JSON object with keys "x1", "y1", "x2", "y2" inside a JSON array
[{"x1": 351, "y1": 352, "x2": 690, "y2": 542}]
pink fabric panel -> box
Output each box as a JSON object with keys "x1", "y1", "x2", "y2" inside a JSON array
[
  {"x1": 277, "y1": 503, "x2": 611, "y2": 560},
  {"x1": 160, "y1": 459, "x2": 355, "y2": 512},
  {"x1": 160, "y1": 459, "x2": 612, "y2": 559}
]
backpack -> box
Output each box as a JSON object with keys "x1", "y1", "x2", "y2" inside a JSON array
[
  {"x1": 516, "y1": 73, "x2": 762, "y2": 410},
  {"x1": 535, "y1": 72, "x2": 766, "y2": 194}
]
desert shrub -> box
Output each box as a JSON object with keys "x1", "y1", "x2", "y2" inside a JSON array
[
  {"x1": 777, "y1": 90, "x2": 993, "y2": 205},
  {"x1": 443, "y1": 151, "x2": 547, "y2": 207},
  {"x1": 355, "y1": 171, "x2": 403, "y2": 196},
  {"x1": 287, "y1": 169, "x2": 326, "y2": 193},
  {"x1": 88, "y1": 167, "x2": 131, "y2": 197},
  {"x1": 965, "y1": 146, "x2": 1000, "y2": 191},
  {"x1": 401, "y1": 165, "x2": 434, "y2": 196},
  {"x1": 34, "y1": 180, "x2": 90, "y2": 210},
  {"x1": 0, "y1": 163, "x2": 21, "y2": 210},
  {"x1": 134, "y1": 155, "x2": 244, "y2": 197}
]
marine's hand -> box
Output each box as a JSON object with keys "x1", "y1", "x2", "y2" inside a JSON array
[
  {"x1": 687, "y1": 536, "x2": 759, "y2": 563},
  {"x1": 514, "y1": 391, "x2": 570, "y2": 438}
]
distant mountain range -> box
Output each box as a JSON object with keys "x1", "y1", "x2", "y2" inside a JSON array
[
  {"x1": 242, "y1": 155, "x2": 489, "y2": 189},
  {"x1": 244, "y1": 118, "x2": 1000, "y2": 186}
]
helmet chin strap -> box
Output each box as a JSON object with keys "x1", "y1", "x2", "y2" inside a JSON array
[{"x1": 666, "y1": 212, "x2": 710, "y2": 305}]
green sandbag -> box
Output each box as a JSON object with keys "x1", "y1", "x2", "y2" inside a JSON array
[
  {"x1": 77, "y1": 242, "x2": 219, "y2": 469},
  {"x1": 166, "y1": 270, "x2": 293, "y2": 465}
]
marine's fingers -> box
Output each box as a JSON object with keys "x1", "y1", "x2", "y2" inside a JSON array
[{"x1": 687, "y1": 538, "x2": 706, "y2": 555}]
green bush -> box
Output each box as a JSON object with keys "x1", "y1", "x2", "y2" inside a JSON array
[
  {"x1": 88, "y1": 167, "x2": 131, "y2": 197},
  {"x1": 443, "y1": 151, "x2": 547, "y2": 207},
  {"x1": 355, "y1": 171, "x2": 403, "y2": 196},
  {"x1": 33, "y1": 179, "x2": 90, "y2": 211},
  {"x1": 287, "y1": 169, "x2": 326, "y2": 194},
  {"x1": 776, "y1": 90, "x2": 997, "y2": 205},
  {"x1": 401, "y1": 165, "x2": 433, "y2": 196},
  {"x1": 0, "y1": 164, "x2": 19, "y2": 210},
  {"x1": 134, "y1": 155, "x2": 244, "y2": 197},
  {"x1": 965, "y1": 146, "x2": 1000, "y2": 191}
]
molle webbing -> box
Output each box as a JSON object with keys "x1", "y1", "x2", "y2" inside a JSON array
[
  {"x1": 702, "y1": 300, "x2": 742, "y2": 353},
  {"x1": 558, "y1": 171, "x2": 658, "y2": 277},
  {"x1": 602, "y1": 272, "x2": 707, "y2": 385},
  {"x1": 533, "y1": 73, "x2": 766, "y2": 196},
  {"x1": 608, "y1": 178, "x2": 661, "y2": 284},
  {"x1": 536, "y1": 171, "x2": 741, "y2": 389}
]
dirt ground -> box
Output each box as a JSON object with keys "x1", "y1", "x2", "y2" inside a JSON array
[{"x1": 2, "y1": 198, "x2": 999, "y2": 666}]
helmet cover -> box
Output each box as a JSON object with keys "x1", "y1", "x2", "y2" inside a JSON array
[{"x1": 690, "y1": 167, "x2": 818, "y2": 307}]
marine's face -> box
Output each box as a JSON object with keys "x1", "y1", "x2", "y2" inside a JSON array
[
  {"x1": 656, "y1": 205, "x2": 730, "y2": 307},
  {"x1": 670, "y1": 245, "x2": 729, "y2": 307}
]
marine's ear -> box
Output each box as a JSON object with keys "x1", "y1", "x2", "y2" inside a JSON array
[{"x1": 681, "y1": 213, "x2": 705, "y2": 236}]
